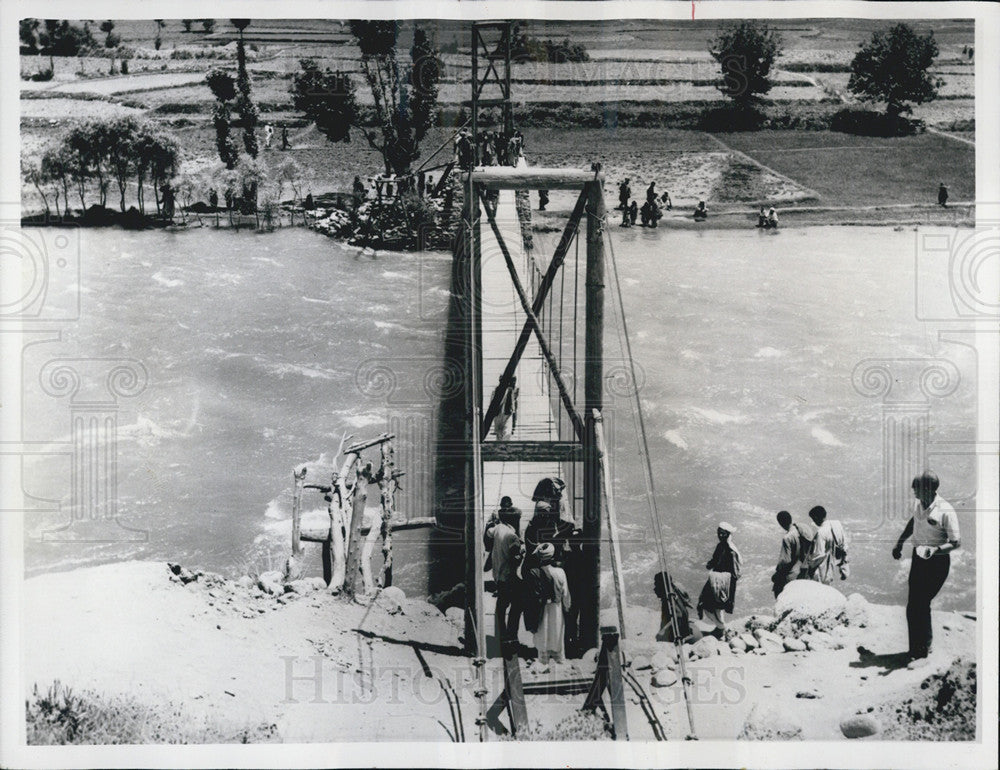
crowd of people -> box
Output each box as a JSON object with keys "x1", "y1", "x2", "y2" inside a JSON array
[
  {"x1": 455, "y1": 128, "x2": 525, "y2": 171},
  {"x1": 486, "y1": 471, "x2": 960, "y2": 668}
]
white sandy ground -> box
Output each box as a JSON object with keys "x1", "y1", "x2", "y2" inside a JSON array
[{"x1": 20, "y1": 561, "x2": 976, "y2": 742}]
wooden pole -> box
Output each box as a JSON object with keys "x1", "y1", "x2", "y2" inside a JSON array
[
  {"x1": 378, "y1": 440, "x2": 396, "y2": 587},
  {"x1": 594, "y1": 410, "x2": 628, "y2": 652},
  {"x1": 471, "y1": 24, "x2": 478, "y2": 167},
  {"x1": 291, "y1": 467, "x2": 306, "y2": 555},
  {"x1": 581, "y1": 179, "x2": 605, "y2": 651},
  {"x1": 343, "y1": 459, "x2": 371, "y2": 599}
]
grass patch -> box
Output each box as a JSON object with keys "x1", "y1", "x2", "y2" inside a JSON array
[
  {"x1": 26, "y1": 680, "x2": 279, "y2": 745},
  {"x1": 715, "y1": 130, "x2": 975, "y2": 207}
]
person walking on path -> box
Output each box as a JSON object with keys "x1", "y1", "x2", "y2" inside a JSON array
[
  {"x1": 697, "y1": 522, "x2": 742, "y2": 636},
  {"x1": 532, "y1": 543, "x2": 570, "y2": 666},
  {"x1": 771, "y1": 510, "x2": 805, "y2": 597},
  {"x1": 804, "y1": 505, "x2": 849, "y2": 585},
  {"x1": 281, "y1": 126, "x2": 290, "y2": 150},
  {"x1": 892, "y1": 471, "x2": 961, "y2": 660},
  {"x1": 938, "y1": 182, "x2": 949, "y2": 207},
  {"x1": 483, "y1": 496, "x2": 524, "y2": 656}
]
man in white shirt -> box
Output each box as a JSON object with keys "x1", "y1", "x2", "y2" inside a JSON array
[{"x1": 892, "y1": 471, "x2": 961, "y2": 659}]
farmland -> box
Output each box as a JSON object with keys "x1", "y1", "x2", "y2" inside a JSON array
[{"x1": 19, "y1": 18, "x2": 975, "y2": 221}]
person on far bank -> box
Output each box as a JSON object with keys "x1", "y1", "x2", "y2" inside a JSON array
[
  {"x1": 938, "y1": 182, "x2": 949, "y2": 207},
  {"x1": 693, "y1": 201, "x2": 708, "y2": 221},
  {"x1": 538, "y1": 189, "x2": 549, "y2": 211},
  {"x1": 892, "y1": 471, "x2": 961, "y2": 660},
  {"x1": 618, "y1": 178, "x2": 631, "y2": 211},
  {"x1": 767, "y1": 207, "x2": 779, "y2": 229},
  {"x1": 696, "y1": 522, "x2": 742, "y2": 637},
  {"x1": 483, "y1": 496, "x2": 524, "y2": 656}
]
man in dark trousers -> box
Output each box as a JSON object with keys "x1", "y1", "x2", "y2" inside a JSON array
[
  {"x1": 937, "y1": 182, "x2": 949, "y2": 207},
  {"x1": 484, "y1": 497, "x2": 524, "y2": 656},
  {"x1": 892, "y1": 471, "x2": 961, "y2": 661},
  {"x1": 617, "y1": 178, "x2": 631, "y2": 210}
]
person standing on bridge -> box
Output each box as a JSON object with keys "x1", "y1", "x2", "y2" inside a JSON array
[
  {"x1": 533, "y1": 543, "x2": 570, "y2": 666},
  {"x1": 484, "y1": 496, "x2": 524, "y2": 656},
  {"x1": 696, "y1": 522, "x2": 742, "y2": 637}
]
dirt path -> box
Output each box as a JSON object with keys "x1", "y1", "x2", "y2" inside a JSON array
[{"x1": 704, "y1": 132, "x2": 821, "y2": 202}]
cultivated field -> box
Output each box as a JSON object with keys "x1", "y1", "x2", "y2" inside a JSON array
[{"x1": 19, "y1": 18, "x2": 975, "y2": 219}]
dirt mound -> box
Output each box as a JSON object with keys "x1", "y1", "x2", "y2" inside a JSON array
[{"x1": 876, "y1": 658, "x2": 977, "y2": 741}]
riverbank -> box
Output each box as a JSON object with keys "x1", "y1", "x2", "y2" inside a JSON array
[{"x1": 20, "y1": 561, "x2": 978, "y2": 743}]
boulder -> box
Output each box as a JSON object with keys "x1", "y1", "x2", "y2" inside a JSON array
[
  {"x1": 842, "y1": 592, "x2": 870, "y2": 628},
  {"x1": 753, "y1": 629, "x2": 785, "y2": 653},
  {"x1": 444, "y1": 607, "x2": 464, "y2": 627},
  {"x1": 729, "y1": 635, "x2": 748, "y2": 653},
  {"x1": 631, "y1": 654, "x2": 653, "y2": 671},
  {"x1": 376, "y1": 586, "x2": 406, "y2": 614},
  {"x1": 689, "y1": 636, "x2": 722, "y2": 660},
  {"x1": 840, "y1": 714, "x2": 880, "y2": 739},
  {"x1": 257, "y1": 570, "x2": 283, "y2": 596},
  {"x1": 236, "y1": 575, "x2": 255, "y2": 590},
  {"x1": 783, "y1": 637, "x2": 807, "y2": 652},
  {"x1": 651, "y1": 647, "x2": 678, "y2": 673},
  {"x1": 744, "y1": 614, "x2": 777, "y2": 633},
  {"x1": 775, "y1": 580, "x2": 847, "y2": 618},
  {"x1": 651, "y1": 669, "x2": 678, "y2": 688},
  {"x1": 802, "y1": 631, "x2": 839, "y2": 651},
  {"x1": 739, "y1": 632, "x2": 758, "y2": 650},
  {"x1": 286, "y1": 579, "x2": 318, "y2": 594}
]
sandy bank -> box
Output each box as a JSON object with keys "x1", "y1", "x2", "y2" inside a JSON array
[{"x1": 22, "y1": 561, "x2": 977, "y2": 742}]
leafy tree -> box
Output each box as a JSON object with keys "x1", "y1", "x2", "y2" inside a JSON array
[
  {"x1": 99, "y1": 20, "x2": 118, "y2": 49},
  {"x1": 231, "y1": 19, "x2": 258, "y2": 158},
  {"x1": 848, "y1": 23, "x2": 942, "y2": 118},
  {"x1": 206, "y1": 69, "x2": 239, "y2": 168},
  {"x1": 37, "y1": 19, "x2": 96, "y2": 58},
  {"x1": 290, "y1": 59, "x2": 357, "y2": 143},
  {"x1": 154, "y1": 19, "x2": 165, "y2": 51},
  {"x1": 202, "y1": 19, "x2": 216, "y2": 34},
  {"x1": 20, "y1": 19, "x2": 40, "y2": 53},
  {"x1": 104, "y1": 117, "x2": 139, "y2": 211},
  {"x1": 709, "y1": 21, "x2": 783, "y2": 108},
  {"x1": 182, "y1": 19, "x2": 193, "y2": 33},
  {"x1": 23, "y1": 157, "x2": 51, "y2": 219},
  {"x1": 337, "y1": 21, "x2": 440, "y2": 176}
]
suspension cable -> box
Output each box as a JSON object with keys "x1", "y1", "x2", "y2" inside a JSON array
[{"x1": 602, "y1": 216, "x2": 699, "y2": 740}]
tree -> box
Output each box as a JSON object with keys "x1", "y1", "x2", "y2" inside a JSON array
[
  {"x1": 207, "y1": 69, "x2": 239, "y2": 169},
  {"x1": 41, "y1": 145, "x2": 73, "y2": 218},
  {"x1": 106, "y1": 119, "x2": 136, "y2": 212},
  {"x1": 182, "y1": 19, "x2": 193, "y2": 33},
  {"x1": 154, "y1": 19, "x2": 165, "y2": 51},
  {"x1": 23, "y1": 157, "x2": 51, "y2": 219},
  {"x1": 709, "y1": 21, "x2": 783, "y2": 108},
  {"x1": 99, "y1": 20, "x2": 118, "y2": 49},
  {"x1": 20, "y1": 19, "x2": 40, "y2": 53},
  {"x1": 202, "y1": 19, "x2": 216, "y2": 34},
  {"x1": 290, "y1": 59, "x2": 357, "y2": 143},
  {"x1": 231, "y1": 19, "x2": 258, "y2": 159},
  {"x1": 346, "y1": 21, "x2": 440, "y2": 175},
  {"x1": 848, "y1": 23, "x2": 941, "y2": 118}
]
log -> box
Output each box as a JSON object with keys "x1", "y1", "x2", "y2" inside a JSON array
[
  {"x1": 468, "y1": 167, "x2": 602, "y2": 190},
  {"x1": 343, "y1": 460, "x2": 372, "y2": 598},
  {"x1": 291, "y1": 467, "x2": 306, "y2": 554}
]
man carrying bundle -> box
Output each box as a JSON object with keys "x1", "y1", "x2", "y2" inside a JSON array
[{"x1": 696, "y1": 522, "x2": 742, "y2": 637}]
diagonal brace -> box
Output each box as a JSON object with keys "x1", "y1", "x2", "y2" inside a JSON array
[
  {"x1": 481, "y1": 188, "x2": 588, "y2": 436},
  {"x1": 476, "y1": 188, "x2": 584, "y2": 441}
]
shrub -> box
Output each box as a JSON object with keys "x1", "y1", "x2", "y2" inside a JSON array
[
  {"x1": 699, "y1": 103, "x2": 768, "y2": 131},
  {"x1": 26, "y1": 680, "x2": 280, "y2": 745},
  {"x1": 29, "y1": 68, "x2": 55, "y2": 82},
  {"x1": 830, "y1": 108, "x2": 925, "y2": 136}
]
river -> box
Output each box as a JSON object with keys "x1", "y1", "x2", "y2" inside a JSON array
[{"x1": 19, "y1": 223, "x2": 978, "y2": 614}]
